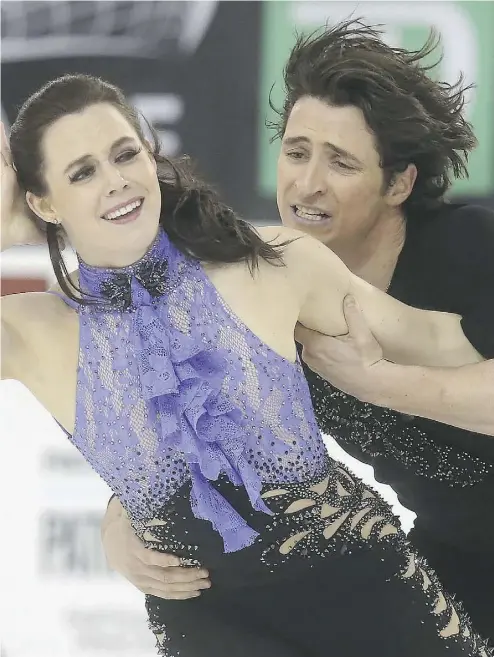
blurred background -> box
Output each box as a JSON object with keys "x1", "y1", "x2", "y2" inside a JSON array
[{"x1": 1, "y1": 1, "x2": 493, "y2": 655}]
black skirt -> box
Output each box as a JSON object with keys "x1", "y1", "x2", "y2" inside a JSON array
[
  {"x1": 134, "y1": 462, "x2": 492, "y2": 657},
  {"x1": 409, "y1": 526, "x2": 494, "y2": 641}
]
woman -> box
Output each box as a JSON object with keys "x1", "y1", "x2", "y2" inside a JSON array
[{"x1": 0, "y1": 74, "x2": 490, "y2": 657}]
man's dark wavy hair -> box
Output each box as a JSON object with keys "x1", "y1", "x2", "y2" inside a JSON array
[{"x1": 269, "y1": 19, "x2": 477, "y2": 213}]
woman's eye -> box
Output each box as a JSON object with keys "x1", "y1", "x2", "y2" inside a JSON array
[
  {"x1": 286, "y1": 150, "x2": 305, "y2": 160},
  {"x1": 68, "y1": 148, "x2": 142, "y2": 183},
  {"x1": 69, "y1": 166, "x2": 94, "y2": 183},
  {"x1": 116, "y1": 148, "x2": 141, "y2": 163}
]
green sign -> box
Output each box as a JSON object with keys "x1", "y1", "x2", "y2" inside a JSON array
[{"x1": 258, "y1": 1, "x2": 494, "y2": 199}]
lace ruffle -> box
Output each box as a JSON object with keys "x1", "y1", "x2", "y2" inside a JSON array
[{"x1": 133, "y1": 294, "x2": 273, "y2": 552}]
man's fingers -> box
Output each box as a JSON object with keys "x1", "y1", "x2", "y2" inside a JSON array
[
  {"x1": 138, "y1": 555, "x2": 209, "y2": 582},
  {"x1": 145, "y1": 586, "x2": 202, "y2": 601},
  {"x1": 161, "y1": 566, "x2": 209, "y2": 585},
  {"x1": 141, "y1": 549, "x2": 181, "y2": 568},
  {"x1": 161, "y1": 590, "x2": 201, "y2": 600},
  {"x1": 132, "y1": 564, "x2": 184, "y2": 581},
  {"x1": 138, "y1": 573, "x2": 210, "y2": 593},
  {"x1": 168, "y1": 579, "x2": 211, "y2": 592}
]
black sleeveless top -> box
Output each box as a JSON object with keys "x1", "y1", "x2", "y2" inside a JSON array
[{"x1": 306, "y1": 202, "x2": 494, "y2": 553}]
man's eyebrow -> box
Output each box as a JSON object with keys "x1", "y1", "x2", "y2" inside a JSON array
[{"x1": 282, "y1": 135, "x2": 362, "y2": 165}]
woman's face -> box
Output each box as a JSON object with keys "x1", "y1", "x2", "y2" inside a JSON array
[{"x1": 28, "y1": 102, "x2": 162, "y2": 267}]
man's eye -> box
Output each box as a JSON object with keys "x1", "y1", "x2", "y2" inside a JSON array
[{"x1": 334, "y1": 160, "x2": 354, "y2": 171}]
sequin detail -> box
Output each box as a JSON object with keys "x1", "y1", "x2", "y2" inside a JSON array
[
  {"x1": 99, "y1": 258, "x2": 169, "y2": 310},
  {"x1": 147, "y1": 615, "x2": 176, "y2": 657},
  {"x1": 131, "y1": 514, "x2": 201, "y2": 568},
  {"x1": 142, "y1": 459, "x2": 493, "y2": 656},
  {"x1": 305, "y1": 369, "x2": 493, "y2": 486},
  {"x1": 257, "y1": 459, "x2": 492, "y2": 655},
  {"x1": 259, "y1": 457, "x2": 400, "y2": 564}
]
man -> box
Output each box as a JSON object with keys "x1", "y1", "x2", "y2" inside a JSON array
[{"x1": 101, "y1": 20, "x2": 494, "y2": 638}]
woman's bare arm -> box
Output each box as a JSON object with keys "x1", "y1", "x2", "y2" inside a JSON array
[
  {"x1": 1, "y1": 295, "x2": 30, "y2": 381},
  {"x1": 274, "y1": 227, "x2": 483, "y2": 368}
]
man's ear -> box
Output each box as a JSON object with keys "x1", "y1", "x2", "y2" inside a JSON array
[{"x1": 385, "y1": 163, "x2": 417, "y2": 208}]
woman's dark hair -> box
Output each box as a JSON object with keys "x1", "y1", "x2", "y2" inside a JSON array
[
  {"x1": 269, "y1": 18, "x2": 477, "y2": 213},
  {"x1": 10, "y1": 73, "x2": 288, "y2": 305}
]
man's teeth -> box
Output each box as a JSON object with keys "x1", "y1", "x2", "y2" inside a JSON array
[
  {"x1": 105, "y1": 199, "x2": 142, "y2": 220},
  {"x1": 294, "y1": 206, "x2": 328, "y2": 221}
]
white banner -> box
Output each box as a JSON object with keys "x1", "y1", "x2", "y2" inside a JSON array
[{"x1": 0, "y1": 381, "x2": 156, "y2": 657}]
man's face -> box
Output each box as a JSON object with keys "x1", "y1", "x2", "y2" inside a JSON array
[{"x1": 277, "y1": 96, "x2": 395, "y2": 250}]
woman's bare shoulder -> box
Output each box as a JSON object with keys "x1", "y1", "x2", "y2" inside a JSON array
[
  {"x1": 256, "y1": 224, "x2": 308, "y2": 245},
  {"x1": 2, "y1": 291, "x2": 62, "y2": 380},
  {"x1": 2, "y1": 286, "x2": 74, "y2": 330},
  {"x1": 2, "y1": 289, "x2": 54, "y2": 316}
]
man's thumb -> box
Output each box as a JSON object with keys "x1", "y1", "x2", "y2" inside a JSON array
[{"x1": 343, "y1": 295, "x2": 369, "y2": 335}]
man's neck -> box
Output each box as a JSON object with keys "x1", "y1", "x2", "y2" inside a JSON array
[{"x1": 331, "y1": 210, "x2": 406, "y2": 291}]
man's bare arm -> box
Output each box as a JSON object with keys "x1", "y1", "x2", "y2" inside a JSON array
[
  {"x1": 296, "y1": 298, "x2": 492, "y2": 436},
  {"x1": 366, "y1": 359, "x2": 494, "y2": 436}
]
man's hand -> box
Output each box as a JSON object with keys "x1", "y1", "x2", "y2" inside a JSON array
[
  {"x1": 295, "y1": 295, "x2": 389, "y2": 402},
  {"x1": 101, "y1": 499, "x2": 211, "y2": 599},
  {"x1": 297, "y1": 295, "x2": 494, "y2": 435}
]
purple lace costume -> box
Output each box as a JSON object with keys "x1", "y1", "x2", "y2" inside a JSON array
[{"x1": 56, "y1": 229, "x2": 491, "y2": 657}]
